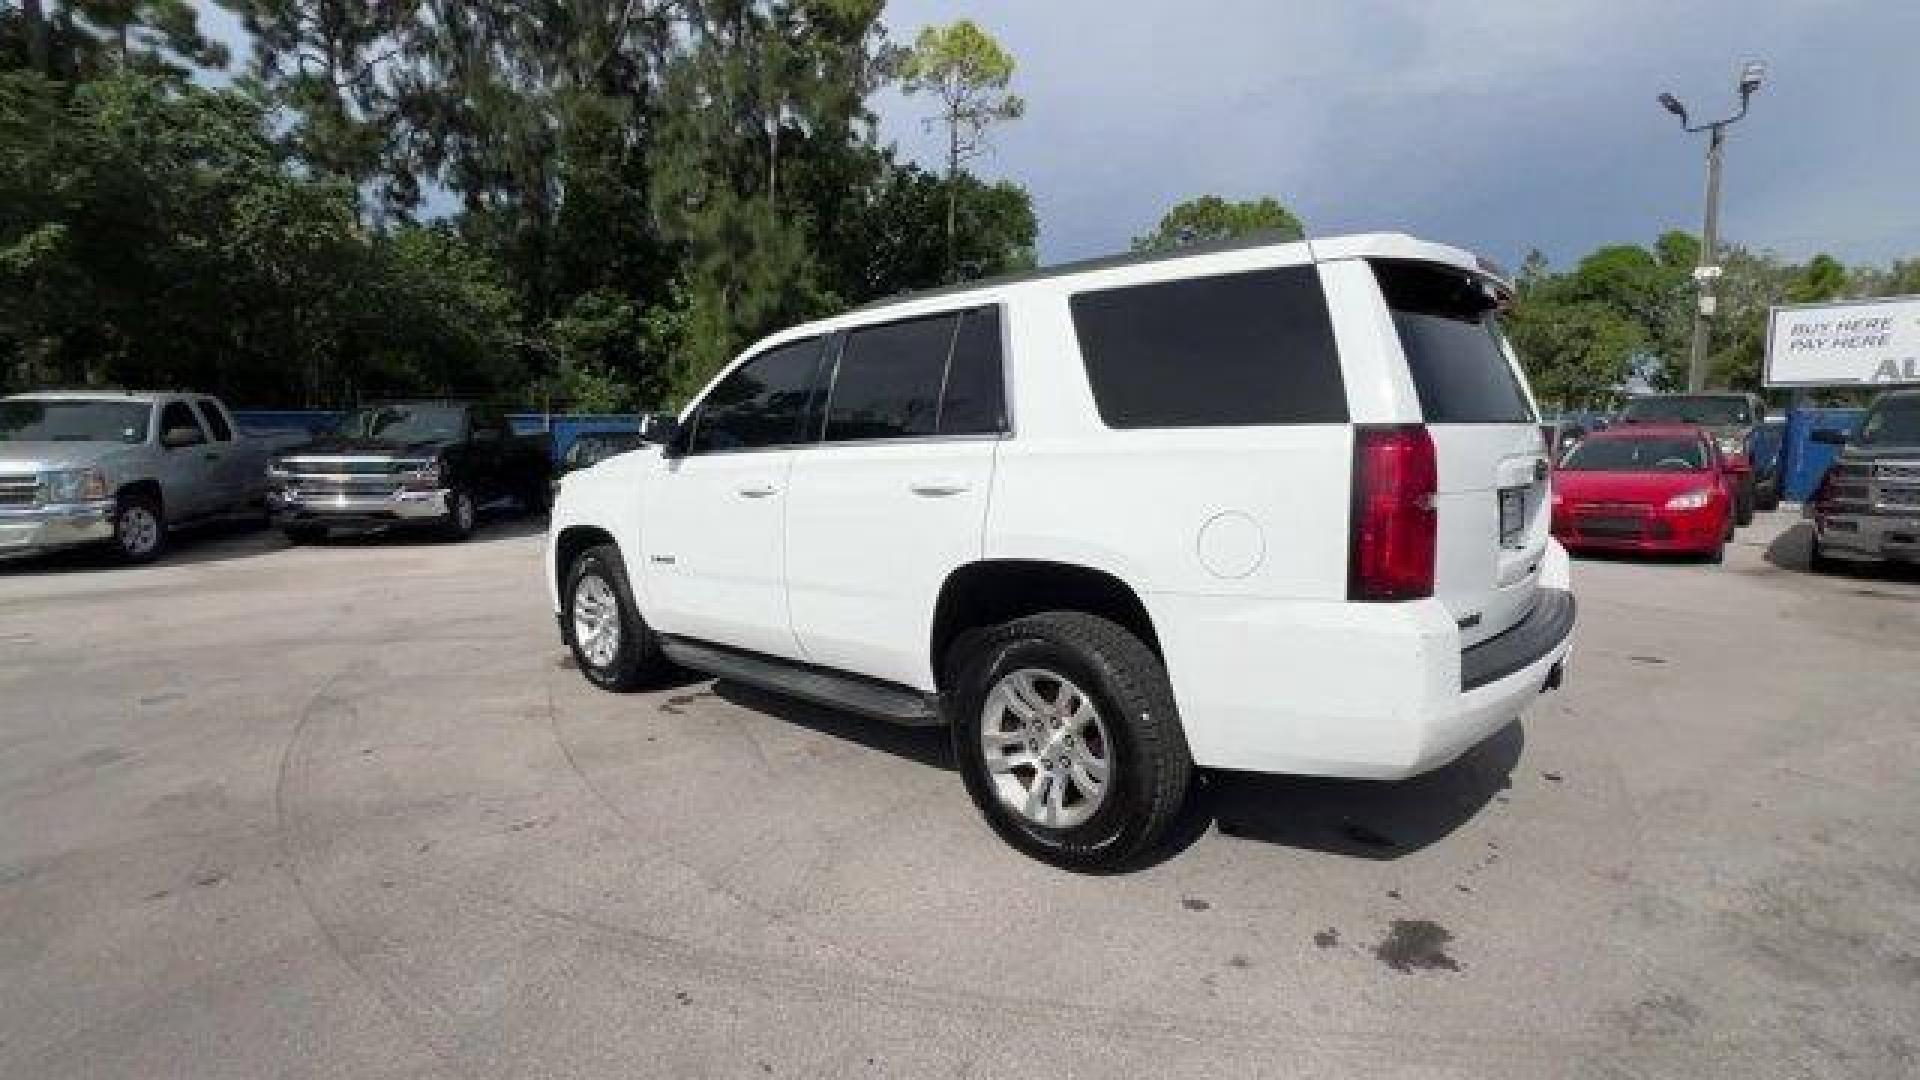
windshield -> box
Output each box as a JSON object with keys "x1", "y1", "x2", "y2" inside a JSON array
[
  {"x1": 1561, "y1": 436, "x2": 1708, "y2": 472},
  {"x1": 0, "y1": 400, "x2": 151, "y2": 444},
  {"x1": 1622, "y1": 396, "x2": 1752, "y2": 426},
  {"x1": 334, "y1": 404, "x2": 466, "y2": 442},
  {"x1": 1859, "y1": 397, "x2": 1920, "y2": 446}
]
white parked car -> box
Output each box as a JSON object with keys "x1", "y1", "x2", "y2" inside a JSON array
[{"x1": 547, "y1": 233, "x2": 1576, "y2": 868}]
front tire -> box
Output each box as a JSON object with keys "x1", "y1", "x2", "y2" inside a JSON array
[
  {"x1": 438, "y1": 487, "x2": 477, "y2": 542},
  {"x1": 950, "y1": 612, "x2": 1193, "y2": 871},
  {"x1": 563, "y1": 544, "x2": 672, "y2": 691},
  {"x1": 111, "y1": 493, "x2": 166, "y2": 564}
]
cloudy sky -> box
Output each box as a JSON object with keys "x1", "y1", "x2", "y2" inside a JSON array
[
  {"x1": 197, "y1": 0, "x2": 1919, "y2": 272},
  {"x1": 872, "y1": 0, "x2": 1920, "y2": 272}
]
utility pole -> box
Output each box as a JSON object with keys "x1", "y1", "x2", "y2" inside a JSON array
[{"x1": 1658, "y1": 60, "x2": 1765, "y2": 392}]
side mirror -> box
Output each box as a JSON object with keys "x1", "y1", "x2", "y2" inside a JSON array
[
  {"x1": 639, "y1": 412, "x2": 682, "y2": 449},
  {"x1": 161, "y1": 426, "x2": 204, "y2": 449},
  {"x1": 1810, "y1": 428, "x2": 1848, "y2": 446}
]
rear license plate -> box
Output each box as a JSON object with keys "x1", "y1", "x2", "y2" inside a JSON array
[{"x1": 1499, "y1": 487, "x2": 1527, "y2": 547}]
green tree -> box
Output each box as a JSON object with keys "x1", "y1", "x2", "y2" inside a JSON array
[
  {"x1": 1131, "y1": 195, "x2": 1304, "y2": 252},
  {"x1": 900, "y1": 18, "x2": 1023, "y2": 282}
]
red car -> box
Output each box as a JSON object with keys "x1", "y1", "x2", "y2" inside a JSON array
[{"x1": 1551, "y1": 424, "x2": 1737, "y2": 561}]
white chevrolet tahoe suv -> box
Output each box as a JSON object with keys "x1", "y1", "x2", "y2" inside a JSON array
[{"x1": 547, "y1": 233, "x2": 1575, "y2": 869}]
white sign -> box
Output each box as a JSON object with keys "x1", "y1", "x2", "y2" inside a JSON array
[{"x1": 1765, "y1": 294, "x2": 1920, "y2": 387}]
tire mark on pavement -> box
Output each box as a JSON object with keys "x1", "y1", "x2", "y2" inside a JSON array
[{"x1": 272, "y1": 643, "x2": 464, "y2": 1079}]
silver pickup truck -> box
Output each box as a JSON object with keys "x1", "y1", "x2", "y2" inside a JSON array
[
  {"x1": 0, "y1": 391, "x2": 306, "y2": 563},
  {"x1": 1809, "y1": 388, "x2": 1920, "y2": 570}
]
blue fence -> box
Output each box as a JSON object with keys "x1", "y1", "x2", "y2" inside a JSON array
[
  {"x1": 233, "y1": 411, "x2": 644, "y2": 463},
  {"x1": 1780, "y1": 407, "x2": 1867, "y2": 502}
]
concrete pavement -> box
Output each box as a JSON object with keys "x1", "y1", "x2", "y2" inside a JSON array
[{"x1": 2, "y1": 512, "x2": 1917, "y2": 1078}]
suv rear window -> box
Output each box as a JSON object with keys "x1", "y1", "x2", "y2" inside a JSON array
[
  {"x1": 1374, "y1": 260, "x2": 1533, "y2": 424},
  {"x1": 1070, "y1": 265, "x2": 1346, "y2": 428}
]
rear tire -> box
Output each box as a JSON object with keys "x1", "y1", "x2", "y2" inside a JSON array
[
  {"x1": 950, "y1": 611, "x2": 1193, "y2": 871},
  {"x1": 282, "y1": 524, "x2": 327, "y2": 545},
  {"x1": 111, "y1": 493, "x2": 166, "y2": 564},
  {"x1": 563, "y1": 544, "x2": 673, "y2": 692},
  {"x1": 1735, "y1": 476, "x2": 1756, "y2": 527},
  {"x1": 1808, "y1": 538, "x2": 1842, "y2": 575}
]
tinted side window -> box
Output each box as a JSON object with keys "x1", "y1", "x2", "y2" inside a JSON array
[
  {"x1": 826, "y1": 315, "x2": 957, "y2": 441},
  {"x1": 1374, "y1": 260, "x2": 1533, "y2": 424},
  {"x1": 196, "y1": 400, "x2": 233, "y2": 441},
  {"x1": 939, "y1": 306, "x2": 1007, "y2": 435},
  {"x1": 1070, "y1": 266, "x2": 1346, "y2": 428},
  {"x1": 159, "y1": 401, "x2": 205, "y2": 443},
  {"x1": 692, "y1": 337, "x2": 824, "y2": 453}
]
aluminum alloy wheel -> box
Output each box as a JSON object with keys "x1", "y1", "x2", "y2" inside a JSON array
[
  {"x1": 571, "y1": 574, "x2": 623, "y2": 669},
  {"x1": 980, "y1": 668, "x2": 1112, "y2": 830},
  {"x1": 117, "y1": 505, "x2": 160, "y2": 557}
]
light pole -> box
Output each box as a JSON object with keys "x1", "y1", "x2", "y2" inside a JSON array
[{"x1": 1658, "y1": 60, "x2": 1765, "y2": 392}]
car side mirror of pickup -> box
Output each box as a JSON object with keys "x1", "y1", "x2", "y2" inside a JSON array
[
  {"x1": 161, "y1": 426, "x2": 205, "y2": 449},
  {"x1": 1810, "y1": 428, "x2": 1849, "y2": 446}
]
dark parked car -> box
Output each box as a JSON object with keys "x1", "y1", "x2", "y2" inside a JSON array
[
  {"x1": 266, "y1": 400, "x2": 552, "y2": 542},
  {"x1": 1618, "y1": 392, "x2": 1775, "y2": 522},
  {"x1": 1807, "y1": 389, "x2": 1920, "y2": 571}
]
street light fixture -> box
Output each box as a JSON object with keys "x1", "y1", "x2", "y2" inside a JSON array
[{"x1": 1658, "y1": 60, "x2": 1766, "y2": 392}]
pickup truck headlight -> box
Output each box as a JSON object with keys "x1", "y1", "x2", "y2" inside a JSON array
[
  {"x1": 1665, "y1": 488, "x2": 1714, "y2": 510},
  {"x1": 401, "y1": 459, "x2": 443, "y2": 490},
  {"x1": 43, "y1": 467, "x2": 108, "y2": 503}
]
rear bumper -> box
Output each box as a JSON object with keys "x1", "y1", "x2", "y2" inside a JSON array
[
  {"x1": 1814, "y1": 509, "x2": 1920, "y2": 563},
  {"x1": 1153, "y1": 539, "x2": 1576, "y2": 780},
  {"x1": 268, "y1": 487, "x2": 450, "y2": 527},
  {"x1": 0, "y1": 500, "x2": 117, "y2": 553}
]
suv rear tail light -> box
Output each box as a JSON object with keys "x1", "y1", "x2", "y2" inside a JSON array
[{"x1": 1349, "y1": 425, "x2": 1437, "y2": 602}]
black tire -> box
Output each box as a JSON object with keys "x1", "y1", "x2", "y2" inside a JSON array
[
  {"x1": 949, "y1": 611, "x2": 1193, "y2": 871},
  {"x1": 1755, "y1": 481, "x2": 1782, "y2": 514},
  {"x1": 562, "y1": 544, "x2": 672, "y2": 692},
  {"x1": 1735, "y1": 475, "x2": 1756, "y2": 527},
  {"x1": 438, "y1": 487, "x2": 477, "y2": 542},
  {"x1": 1704, "y1": 541, "x2": 1725, "y2": 565},
  {"x1": 1808, "y1": 538, "x2": 1841, "y2": 575},
  {"x1": 110, "y1": 491, "x2": 167, "y2": 564},
  {"x1": 281, "y1": 524, "x2": 328, "y2": 545}
]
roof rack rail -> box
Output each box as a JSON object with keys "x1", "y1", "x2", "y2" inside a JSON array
[{"x1": 849, "y1": 228, "x2": 1309, "y2": 314}]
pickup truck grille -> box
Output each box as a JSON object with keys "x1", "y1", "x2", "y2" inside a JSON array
[
  {"x1": 282, "y1": 476, "x2": 405, "y2": 498},
  {"x1": 0, "y1": 474, "x2": 40, "y2": 506},
  {"x1": 1875, "y1": 461, "x2": 1920, "y2": 484},
  {"x1": 279, "y1": 459, "x2": 415, "y2": 476}
]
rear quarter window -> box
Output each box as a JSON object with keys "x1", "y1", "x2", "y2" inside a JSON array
[
  {"x1": 1374, "y1": 260, "x2": 1534, "y2": 424},
  {"x1": 1069, "y1": 265, "x2": 1347, "y2": 428}
]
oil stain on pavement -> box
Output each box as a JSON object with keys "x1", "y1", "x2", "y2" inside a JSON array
[{"x1": 1375, "y1": 920, "x2": 1459, "y2": 972}]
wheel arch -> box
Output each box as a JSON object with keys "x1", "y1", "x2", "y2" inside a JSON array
[
  {"x1": 116, "y1": 477, "x2": 163, "y2": 513},
  {"x1": 554, "y1": 524, "x2": 618, "y2": 596},
  {"x1": 929, "y1": 559, "x2": 1161, "y2": 691}
]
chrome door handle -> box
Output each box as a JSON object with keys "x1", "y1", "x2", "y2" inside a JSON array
[
  {"x1": 736, "y1": 482, "x2": 778, "y2": 498},
  {"x1": 909, "y1": 476, "x2": 970, "y2": 496}
]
